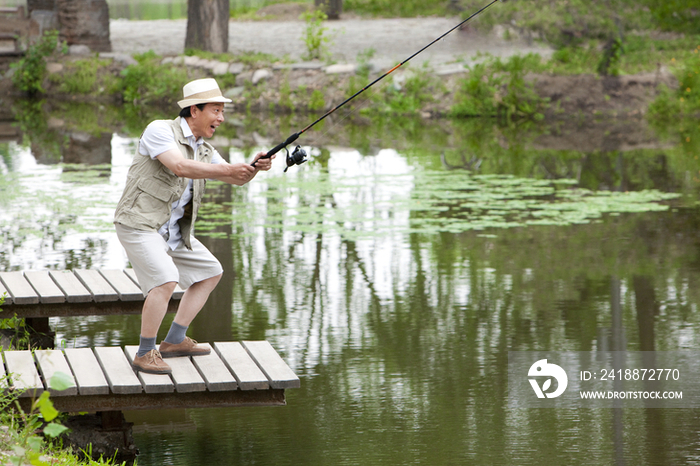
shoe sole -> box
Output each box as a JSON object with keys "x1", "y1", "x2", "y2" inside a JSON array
[
  {"x1": 131, "y1": 363, "x2": 172, "y2": 375},
  {"x1": 160, "y1": 350, "x2": 211, "y2": 358}
]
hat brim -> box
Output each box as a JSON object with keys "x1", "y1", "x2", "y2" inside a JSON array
[{"x1": 178, "y1": 96, "x2": 232, "y2": 109}]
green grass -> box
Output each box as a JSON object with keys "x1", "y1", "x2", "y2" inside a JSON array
[{"x1": 344, "y1": 0, "x2": 449, "y2": 17}]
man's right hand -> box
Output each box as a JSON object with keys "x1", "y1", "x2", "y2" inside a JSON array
[{"x1": 218, "y1": 162, "x2": 258, "y2": 186}]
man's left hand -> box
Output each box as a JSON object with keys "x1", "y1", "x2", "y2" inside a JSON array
[{"x1": 252, "y1": 151, "x2": 274, "y2": 171}]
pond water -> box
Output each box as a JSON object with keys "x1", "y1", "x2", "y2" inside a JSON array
[{"x1": 2, "y1": 103, "x2": 700, "y2": 465}]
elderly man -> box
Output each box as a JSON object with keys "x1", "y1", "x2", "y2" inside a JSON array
[{"x1": 114, "y1": 78, "x2": 274, "y2": 374}]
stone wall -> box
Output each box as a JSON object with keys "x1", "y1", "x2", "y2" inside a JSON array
[{"x1": 55, "y1": 0, "x2": 111, "y2": 52}]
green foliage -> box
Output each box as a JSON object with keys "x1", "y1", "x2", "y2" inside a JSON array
[
  {"x1": 597, "y1": 37, "x2": 624, "y2": 76},
  {"x1": 0, "y1": 370, "x2": 128, "y2": 465},
  {"x1": 11, "y1": 100, "x2": 66, "y2": 161},
  {"x1": 648, "y1": 84, "x2": 683, "y2": 119},
  {"x1": 4, "y1": 374, "x2": 69, "y2": 465},
  {"x1": 301, "y1": 9, "x2": 331, "y2": 61},
  {"x1": 459, "y1": 0, "x2": 648, "y2": 48},
  {"x1": 279, "y1": 78, "x2": 294, "y2": 112},
  {"x1": 309, "y1": 88, "x2": 326, "y2": 111},
  {"x1": 677, "y1": 48, "x2": 700, "y2": 110},
  {"x1": 119, "y1": 50, "x2": 188, "y2": 106},
  {"x1": 451, "y1": 62, "x2": 498, "y2": 117},
  {"x1": 0, "y1": 314, "x2": 31, "y2": 350},
  {"x1": 379, "y1": 67, "x2": 438, "y2": 115},
  {"x1": 544, "y1": 34, "x2": 700, "y2": 75},
  {"x1": 647, "y1": 0, "x2": 700, "y2": 33},
  {"x1": 451, "y1": 54, "x2": 547, "y2": 120},
  {"x1": 649, "y1": 46, "x2": 700, "y2": 118},
  {"x1": 345, "y1": 0, "x2": 447, "y2": 17},
  {"x1": 56, "y1": 57, "x2": 115, "y2": 95},
  {"x1": 11, "y1": 30, "x2": 61, "y2": 95}
]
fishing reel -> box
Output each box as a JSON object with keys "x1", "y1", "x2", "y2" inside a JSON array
[{"x1": 284, "y1": 145, "x2": 308, "y2": 172}]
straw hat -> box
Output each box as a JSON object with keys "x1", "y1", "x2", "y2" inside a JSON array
[{"x1": 177, "y1": 78, "x2": 232, "y2": 109}]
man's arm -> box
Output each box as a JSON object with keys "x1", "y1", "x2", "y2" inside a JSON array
[{"x1": 156, "y1": 150, "x2": 274, "y2": 186}]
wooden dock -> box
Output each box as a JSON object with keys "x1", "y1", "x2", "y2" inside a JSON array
[
  {"x1": 3, "y1": 341, "x2": 300, "y2": 413},
  {"x1": 0, "y1": 269, "x2": 182, "y2": 319}
]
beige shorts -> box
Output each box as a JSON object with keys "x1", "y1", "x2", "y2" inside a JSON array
[{"x1": 115, "y1": 223, "x2": 223, "y2": 294}]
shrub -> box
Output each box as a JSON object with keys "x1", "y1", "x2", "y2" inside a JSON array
[
  {"x1": 301, "y1": 9, "x2": 331, "y2": 61},
  {"x1": 119, "y1": 50, "x2": 188, "y2": 106},
  {"x1": 649, "y1": 47, "x2": 700, "y2": 118},
  {"x1": 451, "y1": 54, "x2": 547, "y2": 119},
  {"x1": 11, "y1": 30, "x2": 61, "y2": 95}
]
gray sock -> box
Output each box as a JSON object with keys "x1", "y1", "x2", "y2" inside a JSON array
[
  {"x1": 164, "y1": 321, "x2": 188, "y2": 345},
  {"x1": 137, "y1": 336, "x2": 157, "y2": 357}
]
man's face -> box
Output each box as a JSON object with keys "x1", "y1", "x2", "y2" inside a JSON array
[{"x1": 190, "y1": 103, "x2": 225, "y2": 139}]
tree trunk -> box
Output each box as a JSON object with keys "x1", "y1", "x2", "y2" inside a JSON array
[
  {"x1": 314, "y1": 0, "x2": 342, "y2": 20},
  {"x1": 185, "y1": 0, "x2": 230, "y2": 53}
]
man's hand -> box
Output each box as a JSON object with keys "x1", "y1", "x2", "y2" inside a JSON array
[
  {"x1": 217, "y1": 152, "x2": 274, "y2": 185},
  {"x1": 251, "y1": 151, "x2": 274, "y2": 171}
]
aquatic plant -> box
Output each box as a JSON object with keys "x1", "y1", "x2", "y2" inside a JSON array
[{"x1": 199, "y1": 164, "x2": 681, "y2": 241}]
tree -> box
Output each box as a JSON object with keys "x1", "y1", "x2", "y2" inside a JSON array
[
  {"x1": 314, "y1": 0, "x2": 342, "y2": 20},
  {"x1": 185, "y1": 0, "x2": 230, "y2": 53}
]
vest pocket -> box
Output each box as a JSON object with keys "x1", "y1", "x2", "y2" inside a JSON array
[{"x1": 132, "y1": 177, "x2": 179, "y2": 222}]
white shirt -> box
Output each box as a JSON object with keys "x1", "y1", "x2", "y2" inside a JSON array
[{"x1": 138, "y1": 118, "x2": 225, "y2": 250}]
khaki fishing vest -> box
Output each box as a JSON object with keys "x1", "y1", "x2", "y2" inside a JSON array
[{"x1": 113, "y1": 117, "x2": 214, "y2": 250}]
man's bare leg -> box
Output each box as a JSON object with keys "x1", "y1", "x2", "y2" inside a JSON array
[
  {"x1": 140, "y1": 281, "x2": 178, "y2": 338},
  {"x1": 133, "y1": 281, "x2": 178, "y2": 374},
  {"x1": 158, "y1": 274, "x2": 222, "y2": 357},
  {"x1": 172, "y1": 273, "x2": 222, "y2": 327}
]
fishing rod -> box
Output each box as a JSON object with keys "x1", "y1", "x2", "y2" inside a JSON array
[{"x1": 252, "y1": 0, "x2": 500, "y2": 172}]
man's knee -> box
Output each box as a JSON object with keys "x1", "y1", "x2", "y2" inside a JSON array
[
  {"x1": 202, "y1": 273, "x2": 222, "y2": 288},
  {"x1": 148, "y1": 281, "x2": 178, "y2": 298}
]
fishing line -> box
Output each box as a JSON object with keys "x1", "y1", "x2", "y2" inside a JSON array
[{"x1": 252, "y1": 0, "x2": 500, "y2": 172}]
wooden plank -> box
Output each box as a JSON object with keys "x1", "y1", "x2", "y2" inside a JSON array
[
  {"x1": 24, "y1": 271, "x2": 66, "y2": 304},
  {"x1": 0, "y1": 278, "x2": 13, "y2": 305},
  {"x1": 3, "y1": 350, "x2": 44, "y2": 396},
  {"x1": 94, "y1": 347, "x2": 142, "y2": 394},
  {"x1": 124, "y1": 268, "x2": 185, "y2": 300},
  {"x1": 0, "y1": 271, "x2": 39, "y2": 305},
  {"x1": 163, "y1": 356, "x2": 207, "y2": 393},
  {"x1": 63, "y1": 348, "x2": 110, "y2": 396},
  {"x1": 34, "y1": 350, "x2": 78, "y2": 396},
  {"x1": 18, "y1": 389, "x2": 287, "y2": 413},
  {"x1": 99, "y1": 270, "x2": 144, "y2": 301},
  {"x1": 124, "y1": 346, "x2": 174, "y2": 394},
  {"x1": 73, "y1": 269, "x2": 118, "y2": 303},
  {"x1": 49, "y1": 271, "x2": 93, "y2": 303},
  {"x1": 190, "y1": 344, "x2": 237, "y2": 392},
  {"x1": 243, "y1": 341, "x2": 300, "y2": 389},
  {"x1": 214, "y1": 342, "x2": 269, "y2": 390}
]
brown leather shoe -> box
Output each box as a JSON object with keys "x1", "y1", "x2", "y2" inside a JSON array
[
  {"x1": 159, "y1": 337, "x2": 211, "y2": 358},
  {"x1": 132, "y1": 349, "x2": 172, "y2": 374}
]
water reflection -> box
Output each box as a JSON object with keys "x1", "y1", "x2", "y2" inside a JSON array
[{"x1": 1, "y1": 103, "x2": 700, "y2": 465}]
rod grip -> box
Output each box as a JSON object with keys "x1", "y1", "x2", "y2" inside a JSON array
[{"x1": 251, "y1": 133, "x2": 300, "y2": 167}]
